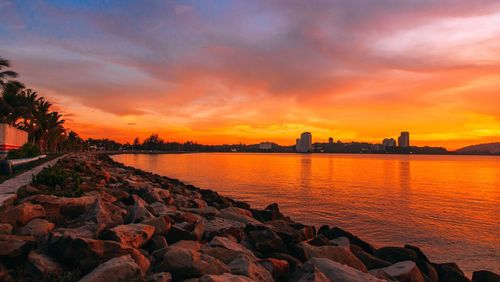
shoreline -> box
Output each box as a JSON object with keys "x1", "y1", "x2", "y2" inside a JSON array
[{"x1": 0, "y1": 153, "x2": 497, "y2": 281}]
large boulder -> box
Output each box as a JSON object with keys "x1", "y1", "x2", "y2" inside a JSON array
[
  {"x1": 218, "y1": 210, "x2": 262, "y2": 226},
  {"x1": 166, "y1": 219, "x2": 205, "y2": 243},
  {"x1": 18, "y1": 218, "x2": 55, "y2": 237},
  {"x1": 48, "y1": 233, "x2": 150, "y2": 273},
  {"x1": 0, "y1": 202, "x2": 46, "y2": 225},
  {"x1": 434, "y1": 263, "x2": 471, "y2": 282},
  {"x1": 259, "y1": 258, "x2": 290, "y2": 281},
  {"x1": 291, "y1": 257, "x2": 385, "y2": 282},
  {"x1": 153, "y1": 246, "x2": 230, "y2": 280},
  {"x1": 321, "y1": 227, "x2": 376, "y2": 254},
  {"x1": 351, "y1": 248, "x2": 391, "y2": 270},
  {"x1": 295, "y1": 241, "x2": 367, "y2": 272},
  {"x1": 247, "y1": 227, "x2": 289, "y2": 254},
  {"x1": 371, "y1": 261, "x2": 426, "y2": 282},
  {"x1": 84, "y1": 197, "x2": 126, "y2": 232},
  {"x1": 79, "y1": 255, "x2": 142, "y2": 282},
  {"x1": 0, "y1": 234, "x2": 35, "y2": 257},
  {"x1": 228, "y1": 254, "x2": 274, "y2": 282},
  {"x1": 0, "y1": 223, "x2": 13, "y2": 234},
  {"x1": 472, "y1": 270, "x2": 500, "y2": 282},
  {"x1": 374, "y1": 247, "x2": 418, "y2": 264},
  {"x1": 142, "y1": 215, "x2": 171, "y2": 235},
  {"x1": 101, "y1": 223, "x2": 155, "y2": 248},
  {"x1": 27, "y1": 250, "x2": 65, "y2": 278},
  {"x1": 204, "y1": 217, "x2": 245, "y2": 241},
  {"x1": 126, "y1": 195, "x2": 155, "y2": 223}
]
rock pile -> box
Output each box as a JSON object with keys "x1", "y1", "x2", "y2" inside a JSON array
[{"x1": 0, "y1": 153, "x2": 497, "y2": 281}]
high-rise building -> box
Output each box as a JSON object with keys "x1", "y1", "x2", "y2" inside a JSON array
[
  {"x1": 398, "y1": 131, "x2": 410, "y2": 147},
  {"x1": 328, "y1": 137, "x2": 334, "y2": 144},
  {"x1": 259, "y1": 142, "x2": 274, "y2": 150},
  {"x1": 382, "y1": 138, "x2": 396, "y2": 147},
  {"x1": 296, "y1": 132, "x2": 312, "y2": 153}
]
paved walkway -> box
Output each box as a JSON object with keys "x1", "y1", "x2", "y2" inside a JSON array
[{"x1": 0, "y1": 155, "x2": 65, "y2": 194}]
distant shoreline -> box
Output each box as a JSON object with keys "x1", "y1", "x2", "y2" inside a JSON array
[{"x1": 106, "y1": 150, "x2": 500, "y2": 157}]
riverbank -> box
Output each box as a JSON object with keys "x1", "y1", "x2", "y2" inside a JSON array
[{"x1": 0, "y1": 153, "x2": 497, "y2": 281}]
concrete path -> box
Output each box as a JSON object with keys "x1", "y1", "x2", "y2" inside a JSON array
[{"x1": 0, "y1": 155, "x2": 65, "y2": 194}]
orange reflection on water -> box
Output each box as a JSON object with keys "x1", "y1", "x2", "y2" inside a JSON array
[{"x1": 113, "y1": 153, "x2": 500, "y2": 274}]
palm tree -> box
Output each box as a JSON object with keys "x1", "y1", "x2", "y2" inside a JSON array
[{"x1": 0, "y1": 57, "x2": 18, "y2": 88}]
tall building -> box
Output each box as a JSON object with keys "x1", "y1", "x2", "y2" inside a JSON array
[
  {"x1": 382, "y1": 138, "x2": 396, "y2": 147},
  {"x1": 296, "y1": 132, "x2": 312, "y2": 153},
  {"x1": 259, "y1": 142, "x2": 274, "y2": 150},
  {"x1": 398, "y1": 131, "x2": 410, "y2": 147},
  {"x1": 328, "y1": 137, "x2": 334, "y2": 144}
]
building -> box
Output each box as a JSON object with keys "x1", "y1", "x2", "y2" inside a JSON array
[
  {"x1": 382, "y1": 138, "x2": 397, "y2": 147},
  {"x1": 259, "y1": 142, "x2": 275, "y2": 150},
  {"x1": 328, "y1": 137, "x2": 334, "y2": 144},
  {"x1": 398, "y1": 131, "x2": 410, "y2": 147},
  {"x1": 0, "y1": 124, "x2": 28, "y2": 159},
  {"x1": 296, "y1": 132, "x2": 312, "y2": 153}
]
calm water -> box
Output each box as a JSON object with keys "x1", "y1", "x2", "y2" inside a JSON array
[{"x1": 112, "y1": 153, "x2": 500, "y2": 274}]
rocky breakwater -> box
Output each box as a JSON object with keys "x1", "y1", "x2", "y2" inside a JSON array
[{"x1": 0, "y1": 153, "x2": 498, "y2": 282}]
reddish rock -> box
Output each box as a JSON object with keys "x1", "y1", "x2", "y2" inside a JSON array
[
  {"x1": 19, "y1": 218, "x2": 55, "y2": 237},
  {"x1": 79, "y1": 255, "x2": 142, "y2": 282},
  {"x1": 0, "y1": 194, "x2": 17, "y2": 210},
  {"x1": 295, "y1": 241, "x2": 367, "y2": 272},
  {"x1": 0, "y1": 234, "x2": 35, "y2": 257},
  {"x1": 371, "y1": 261, "x2": 426, "y2": 282},
  {"x1": 199, "y1": 273, "x2": 254, "y2": 282},
  {"x1": 0, "y1": 223, "x2": 13, "y2": 234},
  {"x1": 27, "y1": 250, "x2": 65, "y2": 277},
  {"x1": 0, "y1": 202, "x2": 46, "y2": 225},
  {"x1": 147, "y1": 272, "x2": 172, "y2": 282},
  {"x1": 228, "y1": 254, "x2": 274, "y2": 282},
  {"x1": 126, "y1": 195, "x2": 155, "y2": 223},
  {"x1": 142, "y1": 215, "x2": 171, "y2": 235},
  {"x1": 84, "y1": 197, "x2": 126, "y2": 231},
  {"x1": 259, "y1": 258, "x2": 289, "y2": 281},
  {"x1": 102, "y1": 223, "x2": 155, "y2": 248}
]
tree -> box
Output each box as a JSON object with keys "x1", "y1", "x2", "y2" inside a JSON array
[
  {"x1": 133, "y1": 137, "x2": 141, "y2": 150},
  {"x1": 142, "y1": 134, "x2": 164, "y2": 151},
  {"x1": 0, "y1": 57, "x2": 18, "y2": 88}
]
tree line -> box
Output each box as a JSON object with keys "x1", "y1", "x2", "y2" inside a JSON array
[{"x1": 0, "y1": 57, "x2": 87, "y2": 153}]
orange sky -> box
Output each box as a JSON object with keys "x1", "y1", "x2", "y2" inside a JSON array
[{"x1": 1, "y1": 1, "x2": 499, "y2": 150}]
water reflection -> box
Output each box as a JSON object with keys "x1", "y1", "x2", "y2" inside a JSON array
[{"x1": 113, "y1": 153, "x2": 500, "y2": 274}]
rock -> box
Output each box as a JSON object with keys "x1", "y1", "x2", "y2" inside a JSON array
[
  {"x1": 27, "y1": 250, "x2": 65, "y2": 277},
  {"x1": 374, "y1": 247, "x2": 418, "y2": 264},
  {"x1": 221, "y1": 207, "x2": 253, "y2": 218},
  {"x1": 0, "y1": 194, "x2": 17, "y2": 210},
  {"x1": 228, "y1": 254, "x2": 274, "y2": 282},
  {"x1": 0, "y1": 234, "x2": 35, "y2": 257},
  {"x1": 153, "y1": 246, "x2": 230, "y2": 280},
  {"x1": 0, "y1": 202, "x2": 46, "y2": 225},
  {"x1": 259, "y1": 258, "x2": 289, "y2": 281},
  {"x1": 352, "y1": 248, "x2": 391, "y2": 270},
  {"x1": 48, "y1": 233, "x2": 150, "y2": 273},
  {"x1": 330, "y1": 236, "x2": 350, "y2": 250},
  {"x1": 142, "y1": 215, "x2": 171, "y2": 235},
  {"x1": 472, "y1": 270, "x2": 500, "y2": 282},
  {"x1": 265, "y1": 220, "x2": 312, "y2": 244},
  {"x1": 141, "y1": 188, "x2": 172, "y2": 204},
  {"x1": 204, "y1": 217, "x2": 245, "y2": 240},
  {"x1": 172, "y1": 240, "x2": 201, "y2": 251},
  {"x1": 434, "y1": 263, "x2": 471, "y2": 282},
  {"x1": 0, "y1": 223, "x2": 13, "y2": 234},
  {"x1": 126, "y1": 195, "x2": 155, "y2": 223},
  {"x1": 84, "y1": 197, "x2": 126, "y2": 231},
  {"x1": 307, "y1": 234, "x2": 332, "y2": 246},
  {"x1": 166, "y1": 219, "x2": 205, "y2": 243},
  {"x1": 264, "y1": 203, "x2": 285, "y2": 221},
  {"x1": 146, "y1": 235, "x2": 168, "y2": 252},
  {"x1": 198, "y1": 189, "x2": 232, "y2": 209},
  {"x1": 183, "y1": 207, "x2": 220, "y2": 217},
  {"x1": 208, "y1": 236, "x2": 256, "y2": 260},
  {"x1": 269, "y1": 252, "x2": 303, "y2": 273},
  {"x1": 19, "y1": 218, "x2": 55, "y2": 237},
  {"x1": 247, "y1": 228, "x2": 289, "y2": 254},
  {"x1": 199, "y1": 273, "x2": 255, "y2": 282},
  {"x1": 292, "y1": 257, "x2": 384, "y2": 282},
  {"x1": 101, "y1": 223, "x2": 155, "y2": 248},
  {"x1": 323, "y1": 227, "x2": 376, "y2": 254},
  {"x1": 218, "y1": 210, "x2": 262, "y2": 225},
  {"x1": 147, "y1": 272, "x2": 172, "y2": 282},
  {"x1": 295, "y1": 241, "x2": 367, "y2": 272},
  {"x1": 79, "y1": 255, "x2": 142, "y2": 282},
  {"x1": 371, "y1": 261, "x2": 425, "y2": 282}
]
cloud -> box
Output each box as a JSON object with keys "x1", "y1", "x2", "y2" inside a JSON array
[{"x1": 0, "y1": 0, "x2": 499, "y2": 149}]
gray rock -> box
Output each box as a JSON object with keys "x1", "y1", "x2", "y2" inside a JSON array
[
  {"x1": 228, "y1": 254, "x2": 274, "y2": 282},
  {"x1": 370, "y1": 261, "x2": 426, "y2": 282},
  {"x1": 79, "y1": 255, "x2": 142, "y2": 282}
]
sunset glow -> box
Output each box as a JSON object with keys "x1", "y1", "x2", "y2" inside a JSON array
[{"x1": 1, "y1": 1, "x2": 499, "y2": 149}]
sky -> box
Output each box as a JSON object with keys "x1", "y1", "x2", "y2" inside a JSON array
[{"x1": 1, "y1": 0, "x2": 500, "y2": 149}]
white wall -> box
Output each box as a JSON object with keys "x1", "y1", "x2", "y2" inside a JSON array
[{"x1": 0, "y1": 123, "x2": 28, "y2": 158}]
